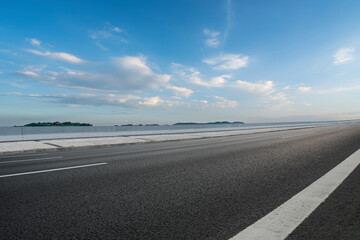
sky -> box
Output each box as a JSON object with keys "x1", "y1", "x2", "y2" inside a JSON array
[{"x1": 1, "y1": 0, "x2": 360, "y2": 126}]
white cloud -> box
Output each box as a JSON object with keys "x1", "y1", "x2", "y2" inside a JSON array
[
  {"x1": 89, "y1": 23, "x2": 124, "y2": 39},
  {"x1": 95, "y1": 42, "x2": 108, "y2": 51},
  {"x1": 283, "y1": 86, "x2": 290, "y2": 90},
  {"x1": 17, "y1": 70, "x2": 39, "y2": 78},
  {"x1": 29, "y1": 93, "x2": 180, "y2": 108},
  {"x1": 89, "y1": 23, "x2": 126, "y2": 50},
  {"x1": 317, "y1": 85, "x2": 360, "y2": 94},
  {"x1": 233, "y1": 80, "x2": 293, "y2": 109},
  {"x1": 19, "y1": 56, "x2": 171, "y2": 92},
  {"x1": 213, "y1": 96, "x2": 237, "y2": 108},
  {"x1": 172, "y1": 63, "x2": 229, "y2": 87},
  {"x1": 297, "y1": 86, "x2": 311, "y2": 92},
  {"x1": 203, "y1": 54, "x2": 249, "y2": 70},
  {"x1": 166, "y1": 85, "x2": 193, "y2": 97},
  {"x1": 138, "y1": 96, "x2": 163, "y2": 107},
  {"x1": 26, "y1": 38, "x2": 41, "y2": 46},
  {"x1": 190, "y1": 71, "x2": 230, "y2": 87},
  {"x1": 233, "y1": 80, "x2": 274, "y2": 94},
  {"x1": 111, "y1": 56, "x2": 171, "y2": 89},
  {"x1": 198, "y1": 100, "x2": 208, "y2": 104},
  {"x1": 0, "y1": 92, "x2": 23, "y2": 96},
  {"x1": 26, "y1": 49, "x2": 86, "y2": 64},
  {"x1": 203, "y1": 28, "x2": 221, "y2": 47},
  {"x1": 334, "y1": 48, "x2": 355, "y2": 64}
]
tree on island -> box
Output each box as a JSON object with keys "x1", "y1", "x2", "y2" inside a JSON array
[
  {"x1": 173, "y1": 121, "x2": 244, "y2": 125},
  {"x1": 24, "y1": 122, "x2": 92, "y2": 127}
]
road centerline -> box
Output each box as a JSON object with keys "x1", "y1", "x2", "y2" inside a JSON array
[
  {"x1": 0, "y1": 162, "x2": 108, "y2": 178},
  {"x1": 229, "y1": 148, "x2": 360, "y2": 240}
]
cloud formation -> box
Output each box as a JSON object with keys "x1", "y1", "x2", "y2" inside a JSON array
[
  {"x1": 166, "y1": 85, "x2": 193, "y2": 97},
  {"x1": 213, "y1": 96, "x2": 237, "y2": 108},
  {"x1": 203, "y1": 54, "x2": 249, "y2": 70},
  {"x1": 19, "y1": 56, "x2": 171, "y2": 92},
  {"x1": 111, "y1": 56, "x2": 171, "y2": 89},
  {"x1": 89, "y1": 23, "x2": 127, "y2": 50},
  {"x1": 317, "y1": 85, "x2": 360, "y2": 94},
  {"x1": 26, "y1": 38, "x2": 41, "y2": 46},
  {"x1": 17, "y1": 70, "x2": 39, "y2": 78},
  {"x1": 29, "y1": 93, "x2": 181, "y2": 108},
  {"x1": 89, "y1": 23, "x2": 124, "y2": 40},
  {"x1": 203, "y1": 29, "x2": 221, "y2": 47},
  {"x1": 334, "y1": 48, "x2": 354, "y2": 64},
  {"x1": 233, "y1": 80, "x2": 293, "y2": 108},
  {"x1": 172, "y1": 63, "x2": 229, "y2": 87},
  {"x1": 26, "y1": 49, "x2": 86, "y2": 64},
  {"x1": 297, "y1": 86, "x2": 311, "y2": 92}
]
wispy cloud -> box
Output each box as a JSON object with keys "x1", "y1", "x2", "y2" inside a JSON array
[
  {"x1": 297, "y1": 86, "x2": 311, "y2": 92},
  {"x1": 0, "y1": 92, "x2": 23, "y2": 96},
  {"x1": 28, "y1": 93, "x2": 181, "y2": 108},
  {"x1": 172, "y1": 63, "x2": 229, "y2": 87},
  {"x1": 111, "y1": 56, "x2": 171, "y2": 89},
  {"x1": 334, "y1": 48, "x2": 355, "y2": 64},
  {"x1": 17, "y1": 70, "x2": 39, "y2": 78},
  {"x1": 89, "y1": 22, "x2": 127, "y2": 50},
  {"x1": 203, "y1": 53, "x2": 249, "y2": 70},
  {"x1": 18, "y1": 56, "x2": 171, "y2": 92},
  {"x1": 233, "y1": 80, "x2": 293, "y2": 109},
  {"x1": 189, "y1": 71, "x2": 230, "y2": 87},
  {"x1": 213, "y1": 96, "x2": 237, "y2": 108},
  {"x1": 166, "y1": 85, "x2": 193, "y2": 97},
  {"x1": 26, "y1": 38, "x2": 41, "y2": 46},
  {"x1": 89, "y1": 22, "x2": 124, "y2": 40},
  {"x1": 233, "y1": 80, "x2": 274, "y2": 94},
  {"x1": 26, "y1": 49, "x2": 87, "y2": 64},
  {"x1": 317, "y1": 85, "x2": 360, "y2": 94},
  {"x1": 203, "y1": 29, "x2": 221, "y2": 47},
  {"x1": 223, "y1": 0, "x2": 232, "y2": 43}
]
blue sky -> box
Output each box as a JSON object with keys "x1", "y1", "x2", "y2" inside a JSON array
[{"x1": 1, "y1": 0, "x2": 360, "y2": 126}]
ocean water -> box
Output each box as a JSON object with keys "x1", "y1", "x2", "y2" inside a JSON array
[{"x1": 0, "y1": 119, "x2": 358, "y2": 142}]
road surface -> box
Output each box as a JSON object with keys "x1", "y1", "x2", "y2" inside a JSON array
[{"x1": 1, "y1": 123, "x2": 359, "y2": 239}]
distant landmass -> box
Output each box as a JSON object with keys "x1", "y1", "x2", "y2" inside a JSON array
[
  {"x1": 120, "y1": 124, "x2": 160, "y2": 127},
  {"x1": 24, "y1": 121, "x2": 92, "y2": 127},
  {"x1": 173, "y1": 121, "x2": 245, "y2": 125}
]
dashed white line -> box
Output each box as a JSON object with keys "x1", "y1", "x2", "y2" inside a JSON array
[
  {"x1": 0, "y1": 156, "x2": 63, "y2": 164},
  {"x1": 229, "y1": 148, "x2": 360, "y2": 240},
  {"x1": 0, "y1": 162, "x2": 108, "y2": 178}
]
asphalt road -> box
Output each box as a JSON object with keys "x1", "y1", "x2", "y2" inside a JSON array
[{"x1": 1, "y1": 123, "x2": 360, "y2": 239}]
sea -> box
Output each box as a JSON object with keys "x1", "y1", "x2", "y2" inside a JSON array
[{"x1": 0, "y1": 119, "x2": 359, "y2": 142}]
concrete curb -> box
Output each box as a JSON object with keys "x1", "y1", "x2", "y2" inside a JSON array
[{"x1": 0, "y1": 126, "x2": 324, "y2": 155}]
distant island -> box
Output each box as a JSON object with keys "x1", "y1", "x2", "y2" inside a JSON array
[
  {"x1": 23, "y1": 121, "x2": 93, "y2": 127},
  {"x1": 120, "y1": 124, "x2": 160, "y2": 127},
  {"x1": 173, "y1": 121, "x2": 245, "y2": 125}
]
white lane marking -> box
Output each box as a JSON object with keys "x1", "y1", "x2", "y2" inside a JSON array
[
  {"x1": 0, "y1": 156, "x2": 63, "y2": 164},
  {"x1": 0, "y1": 153, "x2": 48, "y2": 158},
  {"x1": 229, "y1": 148, "x2": 360, "y2": 240},
  {"x1": 281, "y1": 133, "x2": 313, "y2": 139},
  {"x1": 0, "y1": 162, "x2": 108, "y2": 178}
]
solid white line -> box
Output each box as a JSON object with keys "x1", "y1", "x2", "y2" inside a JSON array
[
  {"x1": 0, "y1": 156, "x2": 63, "y2": 164},
  {"x1": 229, "y1": 148, "x2": 360, "y2": 240},
  {"x1": 0, "y1": 162, "x2": 108, "y2": 178},
  {"x1": 0, "y1": 153, "x2": 48, "y2": 158}
]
